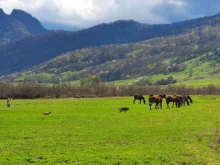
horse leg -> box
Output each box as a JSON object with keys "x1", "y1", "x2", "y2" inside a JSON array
[
  {"x1": 149, "y1": 103, "x2": 152, "y2": 110},
  {"x1": 172, "y1": 101, "x2": 175, "y2": 108},
  {"x1": 158, "y1": 102, "x2": 161, "y2": 109},
  {"x1": 155, "y1": 102, "x2": 159, "y2": 110},
  {"x1": 133, "y1": 99, "x2": 135, "y2": 104},
  {"x1": 160, "y1": 102, "x2": 162, "y2": 109},
  {"x1": 183, "y1": 98, "x2": 185, "y2": 106},
  {"x1": 185, "y1": 99, "x2": 190, "y2": 106},
  {"x1": 176, "y1": 100, "x2": 180, "y2": 108},
  {"x1": 167, "y1": 103, "x2": 170, "y2": 109},
  {"x1": 166, "y1": 100, "x2": 170, "y2": 109}
]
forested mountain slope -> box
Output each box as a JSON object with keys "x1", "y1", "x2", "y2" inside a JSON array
[
  {"x1": 4, "y1": 25, "x2": 220, "y2": 84},
  {"x1": 1, "y1": 12, "x2": 220, "y2": 75}
]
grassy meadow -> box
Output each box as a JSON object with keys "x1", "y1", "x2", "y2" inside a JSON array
[{"x1": 0, "y1": 96, "x2": 219, "y2": 164}]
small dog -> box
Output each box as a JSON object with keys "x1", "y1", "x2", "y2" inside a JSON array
[
  {"x1": 119, "y1": 107, "x2": 129, "y2": 113},
  {"x1": 43, "y1": 112, "x2": 52, "y2": 115}
]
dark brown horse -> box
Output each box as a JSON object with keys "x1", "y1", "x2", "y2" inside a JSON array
[
  {"x1": 178, "y1": 94, "x2": 193, "y2": 106},
  {"x1": 148, "y1": 94, "x2": 166, "y2": 110},
  {"x1": 166, "y1": 95, "x2": 181, "y2": 109},
  {"x1": 133, "y1": 95, "x2": 146, "y2": 104},
  {"x1": 185, "y1": 94, "x2": 193, "y2": 105}
]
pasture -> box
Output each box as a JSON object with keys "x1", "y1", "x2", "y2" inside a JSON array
[{"x1": 0, "y1": 96, "x2": 219, "y2": 164}]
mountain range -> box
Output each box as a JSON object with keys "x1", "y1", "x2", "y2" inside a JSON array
[
  {"x1": 0, "y1": 9, "x2": 220, "y2": 84},
  {"x1": 0, "y1": 9, "x2": 47, "y2": 45}
]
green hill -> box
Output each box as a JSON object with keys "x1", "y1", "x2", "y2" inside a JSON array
[
  {"x1": 2, "y1": 12, "x2": 220, "y2": 75},
  {"x1": 3, "y1": 25, "x2": 220, "y2": 86}
]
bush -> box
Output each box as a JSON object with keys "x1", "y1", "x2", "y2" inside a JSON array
[{"x1": 155, "y1": 76, "x2": 177, "y2": 85}]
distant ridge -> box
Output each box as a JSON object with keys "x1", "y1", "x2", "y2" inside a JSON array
[
  {"x1": 0, "y1": 8, "x2": 6, "y2": 18},
  {"x1": 1, "y1": 9, "x2": 220, "y2": 77},
  {"x1": 10, "y1": 9, "x2": 47, "y2": 34}
]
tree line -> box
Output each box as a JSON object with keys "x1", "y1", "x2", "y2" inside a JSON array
[{"x1": 0, "y1": 81, "x2": 219, "y2": 99}]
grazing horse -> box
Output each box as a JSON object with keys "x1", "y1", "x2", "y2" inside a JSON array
[
  {"x1": 166, "y1": 95, "x2": 181, "y2": 109},
  {"x1": 177, "y1": 95, "x2": 185, "y2": 106},
  {"x1": 148, "y1": 94, "x2": 166, "y2": 110},
  {"x1": 178, "y1": 94, "x2": 193, "y2": 106},
  {"x1": 185, "y1": 94, "x2": 193, "y2": 105},
  {"x1": 133, "y1": 95, "x2": 146, "y2": 104}
]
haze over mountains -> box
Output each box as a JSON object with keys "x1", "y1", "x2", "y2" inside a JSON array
[{"x1": 0, "y1": 9, "x2": 220, "y2": 84}]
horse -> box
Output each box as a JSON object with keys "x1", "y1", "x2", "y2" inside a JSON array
[
  {"x1": 148, "y1": 94, "x2": 166, "y2": 110},
  {"x1": 166, "y1": 95, "x2": 181, "y2": 109},
  {"x1": 177, "y1": 95, "x2": 185, "y2": 106},
  {"x1": 178, "y1": 94, "x2": 193, "y2": 106},
  {"x1": 185, "y1": 94, "x2": 193, "y2": 105},
  {"x1": 133, "y1": 95, "x2": 146, "y2": 104}
]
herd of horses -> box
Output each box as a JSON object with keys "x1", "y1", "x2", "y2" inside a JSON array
[{"x1": 133, "y1": 94, "x2": 193, "y2": 110}]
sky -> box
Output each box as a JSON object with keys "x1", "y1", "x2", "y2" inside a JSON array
[{"x1": 1, "y1": 0, "x2": 220, "y2": 30}]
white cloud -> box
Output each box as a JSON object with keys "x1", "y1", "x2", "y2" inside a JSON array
[{"x1": 0, "y1": 0, "x2": 189, "y2": 28}]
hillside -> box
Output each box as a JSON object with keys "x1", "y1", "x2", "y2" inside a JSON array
[
  {"x1": 0, "y1": 9, "x2": 47, "y2": 45},
  {"x1": 2, "y1": 12, "x2": 220, "y2": 75},
  {"x1": 3, "y1": 25, "x2": 220, "y2": 85}
]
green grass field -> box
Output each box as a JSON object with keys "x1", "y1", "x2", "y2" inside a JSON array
[{"x1": 0, "y1": 96, "x2": 219, "y2": 164}]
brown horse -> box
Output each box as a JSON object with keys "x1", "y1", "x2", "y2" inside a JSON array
[
  {"x1": 148, "y1": 94, "x2": 166, "y2": 110},
  {"x1": 166, "y1": 95, "x2": 181, "y2": 109},
  {"x1": 133, "y1": 95, "x2": 146, "y2": 104},
  {"x1": 177, "y1": 95, "x2": 185, "y2": 106}
]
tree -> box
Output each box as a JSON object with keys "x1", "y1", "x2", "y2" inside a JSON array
[
  {"x1": 80, "y1": 74, "x2": 101, "y2": 87},
  {"x1": 189, "y1": 70, "x2": 193, "y2": 77}
]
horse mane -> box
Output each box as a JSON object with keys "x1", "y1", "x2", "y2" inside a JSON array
[{"x1": 159, "y1": 94, "x2": 166, "y2": 99}]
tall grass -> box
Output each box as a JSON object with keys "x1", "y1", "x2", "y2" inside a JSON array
[{"x1": 0, "y1": 96, "x2": 219, "y2": 164}]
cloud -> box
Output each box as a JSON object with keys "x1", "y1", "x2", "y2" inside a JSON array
[{"x1": 0, "y1": 0, "x2": 219, "y2": 29}]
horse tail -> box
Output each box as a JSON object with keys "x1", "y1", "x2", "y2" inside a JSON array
[
  {"x1": 175, "y1": 97, "x2": 181, "y2": 108},
  {"x1": 166, "y1": 97, "x2": 170, "y2": 104},
  {"x1": 148, "y1": 97, "x2": 153, "y2": 110}
]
